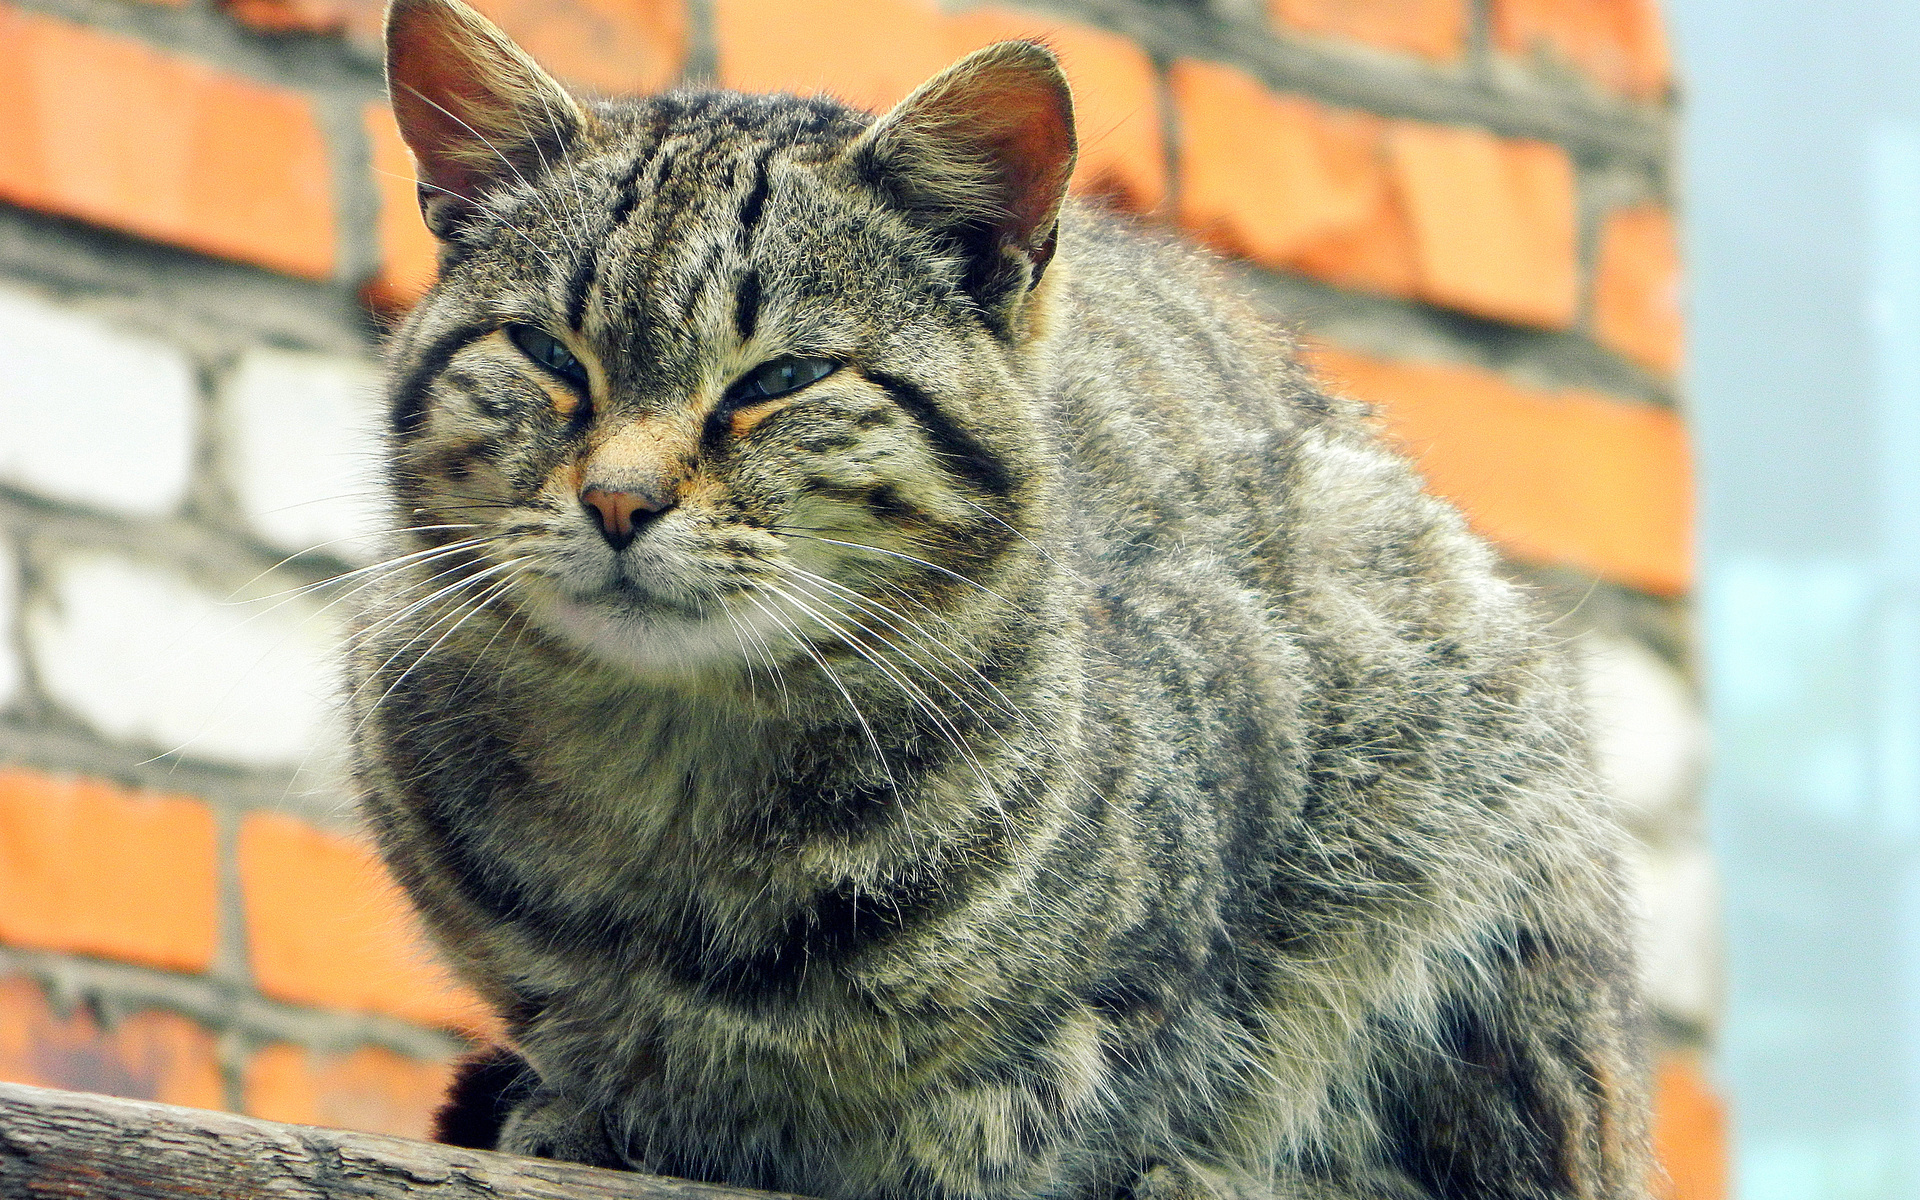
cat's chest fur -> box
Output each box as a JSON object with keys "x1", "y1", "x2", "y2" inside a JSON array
[{"x1": 373, "y1": 615, "x2": 1142, "y2": 1188}]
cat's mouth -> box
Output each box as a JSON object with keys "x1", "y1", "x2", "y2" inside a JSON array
[
  {"x1": 523, "y1": 580, "x2": 745, "y2": 677},
  {"x1": 513, "y1": 551, "x2": 792, "y2": 679},
  {"x1": 500, "y1": 507, "x2": 863, "y2": 677},
  {"x1": 538, "y1": 552, "x2": 718, "y2": 623}
]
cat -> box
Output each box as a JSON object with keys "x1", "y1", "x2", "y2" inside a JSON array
[{"x1": 350, "y1": 0, "x2": 1653, "y2": 1196}]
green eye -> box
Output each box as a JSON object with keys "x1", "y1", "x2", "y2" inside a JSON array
[
  {"x1": 728, "y1": 356, "x2": 837, "y2": 405},
  {"x1": 506, "y1": 324, "x2": 589, "y2": 387}
]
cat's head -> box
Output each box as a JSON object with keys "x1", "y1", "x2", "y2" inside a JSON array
[{"x1": 379, "y1": 0, "x2": 1076, "y2": 679}]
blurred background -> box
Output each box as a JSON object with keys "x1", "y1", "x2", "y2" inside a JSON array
[{"x1": 0, "y1": 0, "x2": 1864, "y2": 1195}]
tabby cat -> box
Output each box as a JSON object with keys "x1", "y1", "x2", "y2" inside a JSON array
[{"x1": 352, "y1": 1, "x2": 1652, "y2": 1196}]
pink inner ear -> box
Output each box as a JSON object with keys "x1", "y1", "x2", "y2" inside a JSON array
[
  {"x1": 386, "y1": 0, "x2": 577, "y2": 207},
  {"x1": 971, "y1": 83, "x2": 1076, "y2": 250},
  {"x1": 886, "y1": 44, "x2": 1077, "y2": 257},
  {"x1": 389, "y1": 20, "x2": 503, "y2": 201}
]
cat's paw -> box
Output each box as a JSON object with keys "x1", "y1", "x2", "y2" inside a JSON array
[{"x1": 497, "y1": 1091, "x2": 630, "y2": 1169}]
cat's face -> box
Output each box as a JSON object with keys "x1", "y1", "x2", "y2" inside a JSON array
[{"x1": 381, "y1": 0, "x2": 1075, "y2": 678}]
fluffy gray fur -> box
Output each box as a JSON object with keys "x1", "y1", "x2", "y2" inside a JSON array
[{"x1": 352, "y1": 3, "x2": 1653, "y2": 1197}]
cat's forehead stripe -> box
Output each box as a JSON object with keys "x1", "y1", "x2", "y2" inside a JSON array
[
  {"x1": 561, "y1": 140, "x2": 677, "y2": 331},
  {"x1": 736, "y1": 145, "x2": 777, "y2": 250},
  {"x1": 579, "y1": 138, "x2": 787, "y2": 353},
  {"x1": 538, "y1": 92, "x2": 876, "y2": 351},
  {"x1": 731, "y1": 145, "x2": 780, "y2": 342}
]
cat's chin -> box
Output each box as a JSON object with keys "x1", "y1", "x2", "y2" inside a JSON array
[{"x1": 527, "y1": 589, "x2": 754, "y2": 681}]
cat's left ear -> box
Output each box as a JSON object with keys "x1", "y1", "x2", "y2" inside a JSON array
[
  {"x1": 849, "y1": 41, "x2": 1077, "y2": 327},
  {"x1": 385, "y1": 0, "x2": 589, "y2": 239}
]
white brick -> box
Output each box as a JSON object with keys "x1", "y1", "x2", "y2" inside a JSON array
[
  {"x1": 1581, "y1": 634, "x2": 1706, "y2": 821},
  {"x1": 26, "y1": 554, "x2": 339, "y2": 767},
  {"x1": 226, "y1": 348, "x2": 389, "y2": 561},
  {"x1": 0, "y1": 547, "x2": 17, "y2": 705},
  {"x1": 1627, "y1": 839, "x2": 1722, "y2": 1030},
  {"x1": 0, "y1": 286, "x2": 195, "y2": 517}
]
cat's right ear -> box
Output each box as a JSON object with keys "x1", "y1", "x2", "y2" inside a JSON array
[
  {"x1": 848, "y1": 41, "x2": 1076, "y2": 335},
  {"x1": 385, "y1": 0, "x2": 587, "y2": 239}
]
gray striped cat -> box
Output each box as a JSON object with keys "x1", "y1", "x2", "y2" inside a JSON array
[{"x1": 352, "y1": 1, "x2": 1653, "y2": 1196}]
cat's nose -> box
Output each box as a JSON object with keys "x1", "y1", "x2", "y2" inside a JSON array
[{"x1": 581, "y1": 485, "x2": 671, "y2": 551}]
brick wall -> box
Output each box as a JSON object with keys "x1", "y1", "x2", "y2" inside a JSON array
[{"x1": 0, "y1": 0, "x2": 1720, "y2": 1192}]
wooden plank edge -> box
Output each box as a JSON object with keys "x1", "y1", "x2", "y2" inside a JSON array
[{"x1": 0, "y1": 1080, "x2": 805, "y2": 1200}]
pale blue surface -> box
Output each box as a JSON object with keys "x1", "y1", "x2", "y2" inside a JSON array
[{"x1": 1667, "y1": 1, "x2": 1920, "y2": 1195}]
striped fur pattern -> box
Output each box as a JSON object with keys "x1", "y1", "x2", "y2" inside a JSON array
[{"x1": 353, "y1": 2, "x2": 1653, "y2": 1196}]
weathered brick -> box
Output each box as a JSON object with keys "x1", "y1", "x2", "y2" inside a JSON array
[
  {"x1": 1628, "y1": 839, "x2": 1719, "y2": 1032},
  {"x1": 235, "y1": 0, "x2": 686, "y2": 85},
  {"x1": 239, "y1": 813, "x2": 493, "y2": 1034},
  {"x1": 1268, "y1": 0, "x2": 1470, "y2": 63},
  {"x1": 1171, "y1": 61, "x2": 1418, "y2": 296},
  {"x1": 226, "y1": 347, "x2": 388, "y2": 562},
  {"x1": 245, "y1": 1041, "x2": 454, "y2": 1139},
  {"x1": 0, "y1": 770, "x2": 219, "y2": 972},
  {"x1": 224, "y1": 0, "x2": 380, "y2": 40},
  {"x1": 717, "y1": 0, "x2": 952, "y2": 111},
  {"x1": 1387, "y1": 122, "x2": 1579, "y2": 328},
  {"x1": 0, "y1": 3, "x2": 336, "y2": 280},
  {"x1": 1492, "y1": 0, "x2": 1671, "y2": 102},
  {"x1": 1307, "y1": 345, "x2": 1691, "y2": 594},
  {"x1": 0, "y1": 286, "x2": 195, "y2": 520},
  {"x1": 470, "y1": 0, "x2": 685, "y2": 97},
  {"x1": 1580, "y1": 634, "x2": 1703, "y2": 822},
  {"x1": 1284, "y1": 169, "x2": 1422, "y2": 300},
  {"x1": 723, "y1": 1, "x2": 1164, "y2": 206},
  {"x1": 0, "y1": 548, "x2": 17, "y2": 708},
  {"x1": 1175, "y1": 68, "x2": 1577, "y2": 319},
  {"x1": 0, "y1": 977, "x2": 223, "y2": 1108},
  {"x1": 365, "y1": 105, "x2": 441, "y2": 309},
  {"x1": 1652, "y1": 1054, "x2": 1728, "y2": 1200},
  {"x1": 947, "y1": 9, "x2": 1166, "y2": 213},
  {"x1": 25, "y1": 555, "x2": 338, "y2": 767},
  {"x1": 1594, "y1": 204, "x2": 1683, "y2": 377}
]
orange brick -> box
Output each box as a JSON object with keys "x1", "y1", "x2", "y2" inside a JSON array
[
  {"x1": 947, "y1": 9, "x2": 1165, "y2": 214},
  {"x1": 1171, "y1": 60, "x2": 1418, "y2": 296},
  {"x1": 238, "y1": 812, "x2": 492, "y2": 1034},
  {"x1": 1594, "y1": 204, "x2": 1683, "y2": 378},
  {"x1": 0, "y1": 770, "x2": 219, "y2": 973},
  {"x1": 1651, "y1": 1053, "x2": 1728, "y2": 1200},
  {"x1": 1308, "y1": 345, "x2": 1691, "y2": 594},
  {"x1": 0, "y1": 977, "x2": 223, "y2": 1109},
  {"x1": 1285, "y1": 162, "x2": 1422, "y2": 299},
  {"x1": 223, "y1": 0, "x2": 382, "y2": 41},
  {"x1": 364, "y1": 104, "x2": 440, "y2": 309},
  {"x1": 724, "y1": 0, "x2": 1164, "y2": 206},
  {"x1": 0, "y1": 3, "x2": 336, "y2": 280},
  {"x1": 467, "y1": 0, "x2": 685, "y2": 98},
  {"x1": 1387, "y1": 122, "x2": 1578, "y2": 328},
  {"x1": 1492, "y1": 0, "x2": 1671, "y2": 102},
  {"x1": 245, "y1": 1041, "x2": 454, "y2": 1139},
  {"x1": 717, "y1": 0, "x2": 952, "y2": 111},
  {"x1": 1269, "y1": 0, "x2": 1470, "y2": 62},
  {"x1": 229, "y1": 0, "x2": 690, "y2": 82}
]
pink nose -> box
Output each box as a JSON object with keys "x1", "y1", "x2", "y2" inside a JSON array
[{"x1": 581, "y1": 487, "x2": 669, "y2": 548}]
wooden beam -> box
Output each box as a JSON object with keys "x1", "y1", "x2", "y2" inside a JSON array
[{"x1": 0, "y1": 1081, "x2": 801, "y2": 1200}]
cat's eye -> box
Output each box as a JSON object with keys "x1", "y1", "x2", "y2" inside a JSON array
[
  {"x1": 727, "y1": 356, "x2": 838, "y2": 406},
  {"x1": 506, "y1": 324, "x2": 589, "y2": 389}
]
